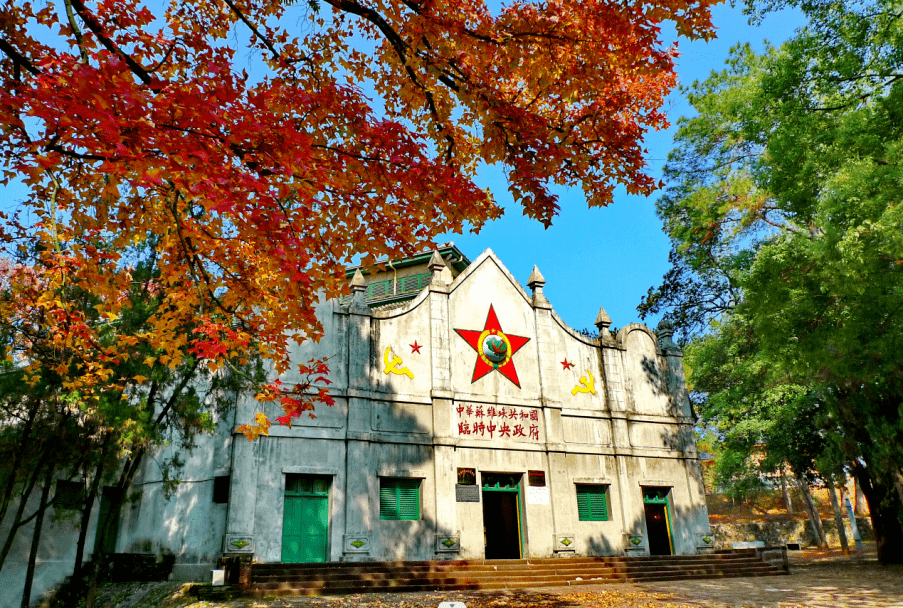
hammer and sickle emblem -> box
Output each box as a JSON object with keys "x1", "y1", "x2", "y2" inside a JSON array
[
  {"x1": 383, "y1": 347, "x2": 414, "y2": 379},
  {"x1": 571, "y1": 369, "x2": 596, "y2": 396}
]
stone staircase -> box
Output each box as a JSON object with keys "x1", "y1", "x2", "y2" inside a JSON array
[{"x1": 245, "y1": 549, "x2": 788, "y2": 596}]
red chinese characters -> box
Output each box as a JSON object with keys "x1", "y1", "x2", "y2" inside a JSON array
[{"x1": 454, "y1": 404, "x2": 542, "y2": 441}]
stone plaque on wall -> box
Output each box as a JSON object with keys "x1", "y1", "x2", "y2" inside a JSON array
[
  {"x1": 223, "y1": 534, "x2": 253, "y2": 554},
  {"x1": 455, "y1": 484, "x2": 480, "y2": 502},
  {"x1": 343, "y1": 534, "x2": 371, "y2": 554},
  {"x1": 435, "y1": 533, "x2": 461, "y2": 552}
]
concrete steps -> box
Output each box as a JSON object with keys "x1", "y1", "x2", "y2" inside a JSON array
[{"x1": 244, "y1": 550, "x2": 787, "y2": 596}]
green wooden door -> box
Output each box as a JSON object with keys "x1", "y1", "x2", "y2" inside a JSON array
[{"x1": 282, "y1": 475, "x2": 330, "y2": 563}]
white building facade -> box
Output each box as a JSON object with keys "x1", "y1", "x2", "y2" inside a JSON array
[
  {"x1": 5, "y1": 246, "x2": 713, "y2": 606},
  {"x1": 213, "y1": 246, "x2": 712, "y2": 567}
]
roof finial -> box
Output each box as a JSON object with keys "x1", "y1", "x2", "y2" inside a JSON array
[
  {"x1": 429, "y1": 249, "x2": 452, "y2": 286},
  {"x1": 527, "y1": 266, "x2": 545, "y2": 289},
  {"x1": 594, "y1": 307, "x2": 612, "y2": 331},
  {"x1": 657, "y1": 319, "x2": 679, "y2": 352},
  {"x1": 350, "y1": 268, "x2": 367, "y2": 307},
  {"x1": 527, "y1": 265, "x2": 550, "y2": 308},
  {"x1": 428, "y1": 250, "x2": 447, "y2": 272}
]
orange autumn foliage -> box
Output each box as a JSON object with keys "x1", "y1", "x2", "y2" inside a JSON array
[{"x1": 0, "y1": 0, "x2": 716, "y2": 427}]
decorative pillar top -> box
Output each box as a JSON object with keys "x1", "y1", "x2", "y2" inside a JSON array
[
  {"x1": 656, "y1": 319, "x2": 681, "y2": 353},
  {"x1": 350, "y1": 268, "x2": 368, "y2": 311},
  {"x1": 594, "y1": 307, "x2": 612, "y2": 331},
  {"x1": 527, "y1": 265, "x2": 550, "y2": 308},
  {"x1": 428, "y1": 250, "x2": 447, "y2": 273},
  {"x1": 428, "y1": 250, "x2": 452, "y2": 285}
]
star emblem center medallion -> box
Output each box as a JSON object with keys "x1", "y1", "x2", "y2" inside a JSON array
[{"x1": 455, "y1": 305, "x2": 530, "y2": 387}]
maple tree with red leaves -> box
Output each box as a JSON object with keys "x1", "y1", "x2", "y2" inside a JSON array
[{"x1": 0, "y1": 0, "x2": 716, "y2": 427}]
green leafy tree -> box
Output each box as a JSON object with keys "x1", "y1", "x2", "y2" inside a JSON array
[
  {"x1": 684, "y1": 316, "x2": 833, "y2": 544},
  {"x1": 643, "y1": 0, "x2": 903, "y2": 564},
  {"x1": 0, "y1": 236, "x2": 265, "y2": 605}
]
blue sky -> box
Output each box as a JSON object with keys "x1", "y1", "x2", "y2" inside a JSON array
[
  {"x1": 441, "y1": 3, "x2": 806, "y2": 334},
  {"x1": 0, "y1": 2, "x2": 805, "y2": 335}
]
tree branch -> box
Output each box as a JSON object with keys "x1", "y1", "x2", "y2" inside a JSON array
[
  {"x1": 321, "y1": 0, "x2": 458, "y2": 158},
  {"x1": 0, "y1": 39, "x2": 41, "y2": 76},
  {"x1": 221, "y1": 0, "x2": 281, "y2": 62},
  {"x1": 154, "y1": 358, "x2": 201, "y2": 427},
  {"x1": 68, "y1": 0, "x2": 153, "y2": 86},
  {"x1": 63, "y1": 0, "x2": 90, "y2": 64}
]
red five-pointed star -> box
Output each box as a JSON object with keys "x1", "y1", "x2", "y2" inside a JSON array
[
  {"x1": 410, "y1": 341, "x2": 422, "y2": 354},
  {"x1": 455, "y1": 305, "x2": 530, "y2": 387},
  {"x1": 561, "y1": 359, "x2": 574, "y2": 370}
]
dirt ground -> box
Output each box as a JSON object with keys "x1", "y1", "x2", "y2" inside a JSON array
[
  {"x1": 630, "y1": 544, "x2": 903, "y2": 608},
  {"x1": 89, "y1": 543, "x2": 902, "y2": 608}
]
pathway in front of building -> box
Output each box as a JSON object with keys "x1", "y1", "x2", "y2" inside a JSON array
[
  {"x1": 98, "y1": 544, "x2": 903, "y2": 608},
  {"x1": 251, "y1": 546, "x2": 902, "y2": 608},
  {"x1": 628, "y1": 545, "x2": 903, "y2": 608},
  {"x1": 571, "y1": 544, "x2": 903, "y2": 608}
]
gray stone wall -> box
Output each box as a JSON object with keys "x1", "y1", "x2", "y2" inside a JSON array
[{"x1": 712, "y1": 518, "x2": 874, "y2": 549}]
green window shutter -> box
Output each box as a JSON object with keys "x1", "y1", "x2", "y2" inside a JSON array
[
  {"x1": 380, "y1": 478, "x2": 421, "y2": 520},
  {"x1": 401, "y1": 276, "x2": 418, "y2": 293},
  {"x1": 380, "y1": 482, "x2": 398, "y2": 519},
  {"x1": 577, "y1": 490, "x2": 590, "y2": 521},
  {"x1": 397, "y1": 480, "x2": 420, "y2": 520},
  {"x1": 576, "y1": 485, "x2": 609, "y2": 521}
]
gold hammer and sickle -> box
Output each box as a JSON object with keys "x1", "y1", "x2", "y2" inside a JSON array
[{"x1": 383, "y1": 347, "x2": 414, "y2": 379}]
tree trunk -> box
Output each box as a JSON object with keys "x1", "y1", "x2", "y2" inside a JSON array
[
  {"x1": 84, "y1": 449, "x2": 144, "y2": 608},
  {"x1": 0, "y1": 444, "x2": 54, "y2": 574},
  {"x1": 797, "y1": 476, "x2": 828, "y2": 548},
  {"x1": 780, "y1": 464, "x2": 793, "y2": 514},
  {"x1": 72, "y1": 440, "x2": 108, "y2": 582},
  {"x1": 894, "y1": 469, "x2": 903, "y2": 508},
  {"x1": 20, "y1": 463, "x2": 55, "y2": 608},
  {"x1": 825, "y1": 477, "x2": 849, "y2": 554},
  {"x1": 853, "y1": 462, "x2": 903, "y2": 565},
  {"x1": 0, "y1": 400, "x2": 40, "y2": 534},
  {"x1": 854, "y1": 477, "x2": 864, "y2": 514}
]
